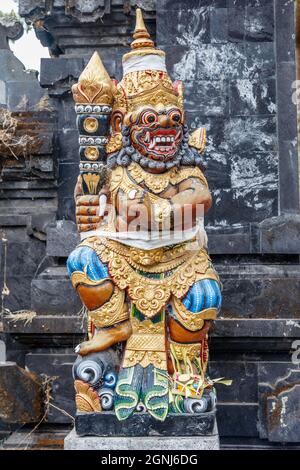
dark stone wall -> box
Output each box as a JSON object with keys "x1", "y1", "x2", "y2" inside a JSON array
[{"x1": 0, "y1": 0, "x2": 299, "y2": 445}]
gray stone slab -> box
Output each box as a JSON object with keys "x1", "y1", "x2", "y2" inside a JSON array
[
  {"x1": 64, "y1": 426, "x2": 220, "y2": 450},
  {"x1": 46, "y1": 220, "x2": 80, "y2": 257},
  {"x1": 76, "y1": 411, "x2": 216, "y2": 437},
  {"x1": 259, "y1": 215, "x2": 300, "y2": 254}
]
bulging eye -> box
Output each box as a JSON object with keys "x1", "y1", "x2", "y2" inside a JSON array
[
  {"x1": 141, "y1": 110, "x2": 157, "y2": 125},
  {"x1": 169, "y1": 110, "x2": 182, "y2": 123}
]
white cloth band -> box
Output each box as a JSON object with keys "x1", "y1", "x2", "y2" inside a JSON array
[
  {"x1": 123, "y1": 54, "x2": 167, "y2": 75},
  {"x1": 80, "y1": 223, "x2": 207, "y2": 251}
]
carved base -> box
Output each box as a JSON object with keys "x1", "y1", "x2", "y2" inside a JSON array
[{"x1": 75, "y1": 410, "x2": 217, "y2": 437}]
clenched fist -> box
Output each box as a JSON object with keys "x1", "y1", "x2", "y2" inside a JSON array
[{"x1": 74, "y1": 176, "x2": 108, "y2": 233}]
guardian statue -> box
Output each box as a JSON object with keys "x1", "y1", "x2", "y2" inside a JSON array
[{"x1": 67, "y1": 9, "x2": 223, "y2": 422}]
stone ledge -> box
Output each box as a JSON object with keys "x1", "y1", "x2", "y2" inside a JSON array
[
  {"x1": 65, "y1": 426, "x2": 220, "y2": 451},
  {"x1": 75, "y1": 411, "x2": 216, "y2": 437}
]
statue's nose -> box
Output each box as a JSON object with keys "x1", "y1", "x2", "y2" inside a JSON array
[{"x1": 157, "y1": 114, "x2": 170, "y2": 127}]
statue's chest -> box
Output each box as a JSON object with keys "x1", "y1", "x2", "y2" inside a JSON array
[{"x1": 109, "y1": 163, "x2": 201, "y2": 199}]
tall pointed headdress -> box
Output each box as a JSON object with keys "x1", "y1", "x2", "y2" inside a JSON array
[{"x1": 113, "y1": 8, "x2": 184, "y2": 113}]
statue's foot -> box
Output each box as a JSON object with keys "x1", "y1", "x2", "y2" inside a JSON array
[{"x1": 75, "y1": 320, "x2": 132, "y2": 356}]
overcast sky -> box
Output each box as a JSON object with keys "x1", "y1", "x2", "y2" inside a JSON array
[{"x1": 1, "y1": 0, "x2": 50, "y2": 72}]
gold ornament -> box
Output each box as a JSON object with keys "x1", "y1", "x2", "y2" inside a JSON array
[
  {"x1": 189, "y1": 128, "x2": 206, "y2": 154},
  {"x1": 83, "y1": 117, "x2": 99, "y2": 133},
  {"x1": 169, "y1": 341, "x2": 200, "y2": 362},
  {"x1": 84, "y1": 146, "x2": 100, "y2": 161},
  {"x1": 74, "y1": 380, "x2": 101, "y2": 412},
  {"x1": 88, "y1": 287, "x2": 129, "y2": 328},
  {"x1": 83, "y1": 173, "x2": 100, "y2": 194},
  {"x1": 123, "y1": 317, "x2": 167, "y2": 370},
  {"x1": 124, "y1": 83, "x2": 181, "y2": 112},
  {"x1": 70, "y1": 270, "x2": 109, "y2": 289},
  {"x1": 172, "y1": 297, "x2": 217, "y2": 332},
  {"x1": 106, "y1": 132, "x2": 123, "y2": 153},
  {"x1": 123, "y1": 8, "x2": 165, "y2": 62},
  {"x1": 72, "y1": 51, "x2": 114, "y2": 105}
]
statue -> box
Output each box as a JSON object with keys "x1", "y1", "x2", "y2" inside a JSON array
[{"x1": 67, "y1": 8, "x2": 223, "y2": 422}]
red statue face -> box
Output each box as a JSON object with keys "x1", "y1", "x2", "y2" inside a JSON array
[{"x1": 126, "y1": 105, "x2": 184, "y2": 162}]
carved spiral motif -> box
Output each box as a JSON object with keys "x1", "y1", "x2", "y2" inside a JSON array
[
  {"x1": 183, "y1": 397, "x2": 208, "y2": 414},
  {"x1": 98, "y1": 387, "x2": 114, "y2": 410},
  {"x1": 74, "y1": 360, "x2": 104, "y2": 387},
  {"x1": 136, "y1": 402, "x2": 147, "y2": 413},
  {"x1": 103, "y1": 371, "x2": 117, "y2": 389}
]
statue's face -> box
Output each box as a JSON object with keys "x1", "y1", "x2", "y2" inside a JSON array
[{"x1": 126, "y1": 105, "x2": 184, "y2": 162}]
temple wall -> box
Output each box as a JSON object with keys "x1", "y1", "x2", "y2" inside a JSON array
[{"x1": 0, "y1": 0, "x2": 299, "y2": 446}]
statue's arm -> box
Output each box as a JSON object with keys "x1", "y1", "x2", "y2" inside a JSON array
[{"x1": 170, "y1": 177, "x2": 212, "y2": 213}]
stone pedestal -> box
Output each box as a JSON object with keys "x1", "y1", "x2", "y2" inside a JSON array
[{"x1": 64, "y1": 411, "x2": 220, "y2": 450}]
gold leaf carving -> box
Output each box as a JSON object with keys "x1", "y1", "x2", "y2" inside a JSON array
[
  {"x1": 189, "y1": 128, "x2": 206, "y2": 154},
  {"x1": 84, "y1": 146, "x2": 100, "y2": 161},
  {"x1": 83, "y1": 117, "x2": 99, "y2": 133},
  {"x1": 83, "y1": 173, "x2": 100, "y2": 194},
  {"x1": 74, "y1": 380, "x2": 101, "y2": 412},
  {"x1": 89, "y1": 288, "x2": 128, "y2": 328},
  {"x1": 72, "y1": 51, "x2": 113, "y2": 105}
]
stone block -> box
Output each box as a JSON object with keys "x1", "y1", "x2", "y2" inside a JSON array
[
  {"x1": 275, "y1": 0, "x2": 296, "y2": 62},
  {"x1": 259, "y1": 215, "x2": 300, "y2": 254},
  {"x1": 31, "y1": 272, "x2": 82, "y2": 315},
  {"x1": 245, "y1": 5, "x2": 274, "y2": 42},
  {"x1": 210, "y1": 8, "x2": 228, "y2": 43},
  {"x1": 40, "y1": 57, "x2": 84, "y2": 88},
  {"x1": 3, "y1": 314, "x2": 85, "y2": 335},
  {"x1": 258, "y1": 366, "x2": 300, "y2": 443},
  {"x1": 228, "y1": 6, "x2": 245, "y2": 42},
  {"x1": 216, "y1": 261, "x2": 300, "y2": 319},
  {"x1": 57, "y1": 128, "x2": 79, "y2": 163},
  {"x1": 157, "y1": 8, "x2": 210, "y2": 46},
  {"x1": 184, "y1": 80, "x2": 229, "y2": 117},
  {"x1": 277, "y1": 62, "x2": 297, "y2": 143},
  {"x1": 0, "y1": 362, "x2": 42, "y2": 423},
  {"x1": 75, "y1": 411, "x2": 216, "y2": 437},
  {"x1": 1, "y1": 425, "x2": 69, "y2": 450},
  {"x1": 207, "y1": 225, "x2": 251, "y2": 254},
  {"x1": 7, "y1": 80, "x2": 46, "y2": 112},
  {"x1": 57, "y1": 163, "x2": 78, "y2": 220},
  {"x1": 213, "y1": 319, "x2": 300, "y2": 338},
  {"x1": 46, "y1": 220, "x2": 80, "y2": 257},
  {"x1": 230, "y1": 79, "x2": 276, "y2": 116},
  {"x1": 225, "y1": 116, "x2": 277, "y2": 155},
  {"x1": 26, "y1": 353, "x2": 76, "y2": 424},
  {"x1": 217, "y1": 404, "x2": 258, "y2": 437},
  {"x1": 210, "y1": 361, "x2": 258, "y2": 403},
  {"x1": 278, "y1": 140, "x2": 299, "y2": 213},
  {"x1": 64, "y1": 427, "x2": 220, "y2": 450},
  {"x1": 206, "y1": 186, "x2": 278, "y2": 227}
]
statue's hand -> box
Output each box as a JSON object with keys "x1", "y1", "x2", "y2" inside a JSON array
[
  {"x1": 74, "y1": 176, "x2": 107, "y2": 233},
  {"x1": 75, "y1": 195, "x2": 101, "y2": 232}
]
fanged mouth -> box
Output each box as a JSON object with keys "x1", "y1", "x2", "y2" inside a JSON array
[{"x1": 138, "y1": 128, "x2": 182, "y2": 159}]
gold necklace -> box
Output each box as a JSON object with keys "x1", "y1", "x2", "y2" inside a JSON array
[{"x1": 127, "y1": 162, "x2": 207, "y2": 194}]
